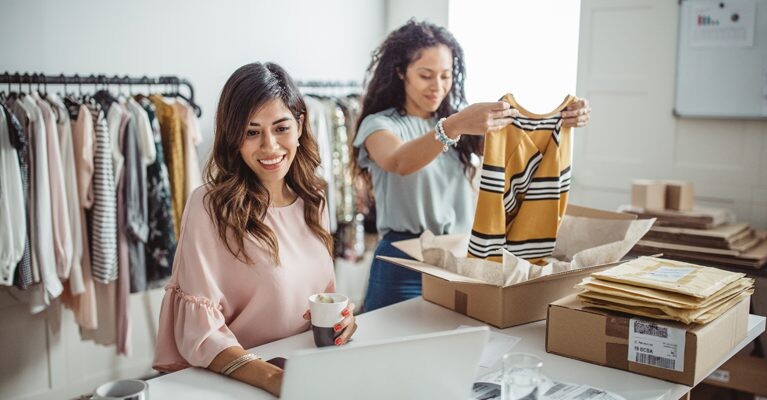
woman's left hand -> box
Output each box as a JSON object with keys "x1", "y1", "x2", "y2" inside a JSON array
[
  {"x1": 302, "y1": 303, "x2": 358, "y2": 346},
  {"x1": 561, "y1": 98, "x2": 591, "y2": 128}
]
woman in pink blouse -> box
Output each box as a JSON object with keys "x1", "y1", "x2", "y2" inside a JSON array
[{"x1": 153, "y1": 62, "x2": 357, "y2": 396}]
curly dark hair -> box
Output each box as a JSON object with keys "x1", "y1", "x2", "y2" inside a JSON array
[
  {"x1": 352, "y1": 19, "x2": 482, "y2": 185},
  {"x1": 203, "y1": 62, "x2": 333, "y2": 265}
]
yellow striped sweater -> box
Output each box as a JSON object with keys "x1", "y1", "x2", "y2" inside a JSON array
[{"x1": 468, "y1": 93, "x2": 574, "y2": 264}]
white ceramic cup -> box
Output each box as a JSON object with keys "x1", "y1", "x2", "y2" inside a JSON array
[
  {"x1": 308, "y1": 293, "x2": 349, "y2": 347},
  {"x1": 92, "y1": 379, "x2": 148, "y2": 400}
]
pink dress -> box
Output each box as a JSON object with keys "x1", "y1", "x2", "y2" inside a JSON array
[{"x1": 153, "y1": 186, "x2": 335, "y2": 372}]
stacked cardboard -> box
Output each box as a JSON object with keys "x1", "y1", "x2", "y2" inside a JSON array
[
  {"x1": 622, "y1": 180, "x2": 767, "y2": 269},
  {"x1": 575, "y1": 256, "x2": 754, "y2": 324},
  {"x1": 619, "y1": 205, "x2": 734, "y2": 229}
]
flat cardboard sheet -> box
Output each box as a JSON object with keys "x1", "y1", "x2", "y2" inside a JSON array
[
  {"x1": 619, "y1": 205, "x2": 734, "y2": 229},
  {"x1": 633, "y1": 235, "x2": 767, "y2": 269}
]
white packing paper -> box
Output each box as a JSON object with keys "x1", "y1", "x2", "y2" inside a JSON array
[{"x1": 416, "y1": 214, "x2": 655, "y2": 287}]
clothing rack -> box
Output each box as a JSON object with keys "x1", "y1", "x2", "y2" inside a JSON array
[
  {"x1": 297, "y1": 80, "x2": 362, "y2": 99},
  {"x1": 0, "y1": 72, "x2": 202, "y2": 117},
  {"x1": 296, "y1": 80, "x2": 361, "y2": 88}
]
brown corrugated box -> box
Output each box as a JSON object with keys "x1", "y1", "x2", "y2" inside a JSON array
[
  {"x1": 379, "y1": 205, "x2": 637, "y2": 328},
  {"x1": 546, "y1": 294, "x2": 750, "y2": 386},
  {"x1": 705, "y1": 354, "x2": 767, "y2": 396},
  {"x1": 631, "y1": 180, "x2": 666, "y2": 210},
  {"x1": 664, "y1": 180, "x2": 694, "y2": 211}
]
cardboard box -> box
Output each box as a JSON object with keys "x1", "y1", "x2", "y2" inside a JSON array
[
  {"x1": 705, "y1": 355, "x2": 767, "y2": 396},
  {"x1": 665, "y1": 180, "x2": 694, "y2": 211},
  {"x1": 546, "y1": 294, "x2": 750, "y2": 387},
  {"x1": 692, "y1": 383, "x2": 757, "y2": 400},
  {"x1": 379, "y1": 205, "x2": 638, "y2": 328},
  {"x1": 631, "y1": 180, "x2": 666, "y2": 210}
]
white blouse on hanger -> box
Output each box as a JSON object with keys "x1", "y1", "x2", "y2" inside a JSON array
[
  {"x1": 19, "y1": 95, "x2": 64, "y2": 312},
  {"x1": 0, "y1": 107, "x2": 26, "y2": 285}
]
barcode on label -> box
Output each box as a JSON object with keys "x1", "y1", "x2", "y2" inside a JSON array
[
  {"x1": 636, "y1": 353, "x2": 675, "y2": 370},
  {"x1": 634, "y1": 321, "x2": 668, "y2": 338},
  {"x1": 543, "y1": 383, "x2": 568, "y2": 396}
]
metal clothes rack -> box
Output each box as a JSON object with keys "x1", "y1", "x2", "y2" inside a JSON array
[
  {"x1": 296, "y1": 80, "x2": 362, "y2": 97},
  {"x1": 296, "y1": 80, "x2": 361, "y2": 88},
  {"x1": 0, "y1": 72, "x2": 202, "y2": 117}
]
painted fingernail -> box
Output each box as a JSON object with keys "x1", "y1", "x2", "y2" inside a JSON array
[
  {"x1": 334, "y1": 324, "x2": 341, "y2": 332},
  {"x1": 335, "y1": 337, "x2": 343, "y2": 346},
  {"x1": 342, "y1": 309, "x2": 350, "y2": 317}
]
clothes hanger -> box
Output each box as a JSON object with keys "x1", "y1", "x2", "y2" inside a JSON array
[{"x1": 0, "y1": 72, "x2": 9, "y2": 101}]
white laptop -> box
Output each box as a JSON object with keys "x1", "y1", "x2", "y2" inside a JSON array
[{"x1": 280, "y1": 326, "x2": 490, "y2": 400}]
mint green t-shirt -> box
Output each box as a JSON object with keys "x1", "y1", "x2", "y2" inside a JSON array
[{"x1": 353, "y1": 108, "x2": 474, "y2": 236}]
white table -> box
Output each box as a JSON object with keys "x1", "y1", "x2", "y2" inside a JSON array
[{"x1": 148, "y1": 297, "x2": 765, "y2": 400}]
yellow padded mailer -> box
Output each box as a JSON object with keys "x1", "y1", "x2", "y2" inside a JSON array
[
  {"x1": 575, "y1": 276, "x2": 754, "y2": 309},
  {"x1": 590, "y1": 256, "x2": 744, "y2": 298},
  {"x1": 578, "y1": 290, "x2": 752, "y2": 324}
]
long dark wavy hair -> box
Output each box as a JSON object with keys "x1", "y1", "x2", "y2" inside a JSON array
[
  {"x1": 203, "y1": 62, "x2": 333, "y2": 265},
  {"x1": 352, "y1": 19, "x2": 482, "y2": 185}
]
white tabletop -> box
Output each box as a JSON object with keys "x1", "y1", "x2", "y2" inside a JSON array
[{"x1": 148, "y1": 297, "x2": 766, "y2": 400}]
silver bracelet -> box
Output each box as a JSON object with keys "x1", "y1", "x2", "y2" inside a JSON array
[
  {"x1": 221, "y1": 353, "x2": 259, "y2": 376},
  {"x1": 434, "y1": 117, "x2": 460, "y2": 152}
]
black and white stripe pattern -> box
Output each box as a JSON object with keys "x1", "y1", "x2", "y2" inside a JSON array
[
  {"x1": 511, "y1": 116, "x2": 560, "y2": 131},
  {"x1": 505, "y1": 238, "x2": 557, "y2": 260},
  {"x1": 502, "y1": 152, "x2": 542, "y2": 214},
  {"x1": 511, "y1": 115, "x2": 565, "y2": 146},
  {"x1": 479, "y1": 164, "x2": 505, "y2": 193},
  {"x1": 525, "y1": 166, "x2": 571, "y2": 201},
  {"x1": 551, "y1": 116, "x2": 564, "y2": 146},
  {"x1": 88, "y1": 104, "x2": 118, "y2": 283},
  {"x1": 468, "y1": 231, "x2": 506, "y2": 259},
  {"x1": 469, "y1": 233, "x2": 558, "y2": 260}
]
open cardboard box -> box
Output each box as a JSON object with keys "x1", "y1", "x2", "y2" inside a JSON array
[{"x1": 378, "y1": 205, "x2": 639, "y2": 328}]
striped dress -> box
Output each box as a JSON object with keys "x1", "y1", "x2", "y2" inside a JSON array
[
  {"x1": 87, "y1": 103, "x2": 118, "y2": 283},
  {"x1": 469, "y1": 94, "x2": 574, "y2": 264}
]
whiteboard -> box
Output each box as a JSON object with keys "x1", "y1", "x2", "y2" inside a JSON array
[{"x1": 675, "y1": 0, "x2": 767, "y2": 119}]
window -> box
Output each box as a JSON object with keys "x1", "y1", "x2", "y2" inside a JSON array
[{"x1": 449, "y1": 0, "x2": 581, "y2": 113}]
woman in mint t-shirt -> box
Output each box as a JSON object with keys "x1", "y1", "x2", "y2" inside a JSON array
[{"x1": 351, "y1": 20, "x2": 592, "y2": 312}]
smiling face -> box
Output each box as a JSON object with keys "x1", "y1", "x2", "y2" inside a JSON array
[
  {"x1": 401, "y1": 44, "x2": 454, "y2": 118},
  {"x1": 239, "y1": 98, "x2": 304, "y2": 195}
]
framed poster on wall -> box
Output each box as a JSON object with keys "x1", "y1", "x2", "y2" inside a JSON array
[{"x1": 675, "y1": 0, "x2": 767, "y2": 119}]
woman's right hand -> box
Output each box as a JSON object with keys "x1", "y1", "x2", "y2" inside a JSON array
[{"x1": 442, "y1": 101, "x2": 519, "y2": 138}]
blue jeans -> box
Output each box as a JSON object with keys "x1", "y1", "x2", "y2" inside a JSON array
[{"x1": 363, "y1": 231, "x2": 422, "y2": 312}]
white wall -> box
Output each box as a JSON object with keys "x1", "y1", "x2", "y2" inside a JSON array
[
  {"x1": 0, "y1": 0, "x2": 386, "y2": 168},
  {"x1": 0, "y1": 1, "x2": 386, "y2": 399},
  {"x1": 571, "y1": 0, "x2": 767, "y2": 229},
  {"x1": 386, "y1": 0, "x2": 449, "y2": 32},
  {"x1": 449, "y1": 0, "x2": 581, "y2": 111}
]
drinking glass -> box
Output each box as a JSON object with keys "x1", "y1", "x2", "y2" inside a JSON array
[{"x1": 501, "y1": 352, "x2": 542, "y2": 400}]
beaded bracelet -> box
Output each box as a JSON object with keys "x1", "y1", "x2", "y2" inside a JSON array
[
  {"x1": 434, "y1": 117, "x2": 460, "y2": 152},
  {"x1": 221, "y1": 353, "x2": 259, "y2": 376}
]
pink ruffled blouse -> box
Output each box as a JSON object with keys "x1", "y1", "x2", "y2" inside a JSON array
[{"x1": 153, "y1": 186, "x2": 335, "y2": 372}]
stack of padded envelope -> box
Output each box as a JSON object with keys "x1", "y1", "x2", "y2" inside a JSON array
[{"x1": 575, "y1": 256, "x2": 754, "y2": 324}]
